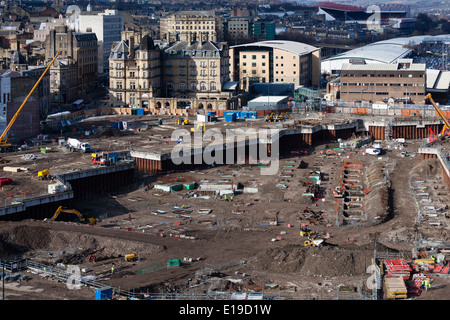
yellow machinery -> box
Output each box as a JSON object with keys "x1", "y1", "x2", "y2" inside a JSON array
[
  {"x1": 0, "y1": 52, "x2": 60, "y2": 149},
  {"x1": 427, "y1": 93, "x2": 450, "y2": 137},
  {"x1": 265, "y1": 113, "x2": 275, "y2": 122},
  {"x1": 51, "y1": 206, "x2": 97, "y2": 225},
  {"x1": 304, "y1": 237, "x2": 324, "y2": 247},
  {"x1": 276, "y1": 112, "x2": 290, "y2": 121},
  {"x1": 300, "y1": 227, "x2": 315, "y2": 237},
  {"x1": 191, "y1": 122, "x2": 205, "y2": 133},
  {"x1": 38, "y1": 169, "x2": 51, "y2": 180},
  {"x1": 176, "y1": 118, "x2": 190, "y2": 125},
  {"x1": 125, "y1": 253, "x2": 137, "y2": 262}
]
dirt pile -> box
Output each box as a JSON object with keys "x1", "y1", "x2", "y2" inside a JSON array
[
  {"x1": 0, "y1": 225, "x2": 164, "y2": 261},
  {"x1": 251, "y1": 242, "x2": 399, "y2": 277},
  {"x1": 364, "y1": 162, "x2": 391, "y2": 223},
  {"x1": 410, "y1": 158, "x2": 441, "y2": 177}
]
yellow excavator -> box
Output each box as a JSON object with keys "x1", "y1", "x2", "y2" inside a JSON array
[
  {"x1": 176, "y1": 118, "x2": 189, "y2": 125},
  {"x1": 0, "y1": 52, "x2": 60, "y2": 150},
  {"x1": 51, "y1": 206, "x2": 97, "y2": 225},
  {"x1": 265, "y1": 113, "x2": 275, "y2": 122},
  {"x1": 191, "y1": 122, "x2": 205, "y2": 133},
  {"x1": 426, "y1": 93, "x2": 450, "y2": 138}
]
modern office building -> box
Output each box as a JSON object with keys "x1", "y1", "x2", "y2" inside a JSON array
[
  {"x1": 230, "y1": 40, "x2": 321, "y2": 91},
  {"x1": 339, "y1": 58, "x2": 426, "y2": 105},
  {"x1": 73, "y1": 9, "x2": 124, "y2": 76}
]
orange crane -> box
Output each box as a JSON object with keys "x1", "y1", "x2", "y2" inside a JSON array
[
  {"x1": 0, "y1": 52, "x2": 60, "y2": 149},
  {"x1": 426, "y1": 93, "x2": 450, "y2": 138},
  {"x1": 333, "y1": 181, "x2": 357, "y2": 198}
]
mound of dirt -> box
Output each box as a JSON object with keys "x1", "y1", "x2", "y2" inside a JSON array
[
  {"x1": 251, "y1": 243, "x2": 399, "y2": 277},
  {"x1": 410, "y1": 158, "x2": 441, "y2": 176}
]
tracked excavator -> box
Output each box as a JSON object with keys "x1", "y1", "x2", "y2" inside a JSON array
[
  {"x1": 333, "y1": 181, "x2": 357, "y2": 198},
  {"x1": 51, "y1": 206, "x2": 97, "y2": 225}
]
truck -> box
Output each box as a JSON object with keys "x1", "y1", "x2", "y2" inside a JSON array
[{"x1": 67, "y1": 138, "x2": 91, "y2": 153}]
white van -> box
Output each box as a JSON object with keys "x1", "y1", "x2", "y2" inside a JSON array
[{"x1": 366, "y1": 148, "x2": 381, "y2": 155}]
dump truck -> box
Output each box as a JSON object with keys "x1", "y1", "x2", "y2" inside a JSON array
[
  {"x1": 38, "y1": 169, "x2": 51, "y2": 180},
  {"x1": 67, "y1": 138, "x2": 91, "y2": 153}
]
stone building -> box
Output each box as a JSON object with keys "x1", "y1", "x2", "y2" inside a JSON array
[
  {"x1": 161, "y1": 40, "x2": 230, "y2": 104},
  {"x1": 108, "y1": 32, "x2": 161, "y2": 108},
  {"x1": 159, "y1": 10, "x2": 223, "y2": 43},
  {"x1": 0, "y1": 69, "x2": 49, "y2": 139},
  {"x1": 44, "y1": 26, "x2": 98, "y2": 104}
]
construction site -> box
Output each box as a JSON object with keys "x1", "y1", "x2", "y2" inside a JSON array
[{"x1": 0, "y1": 98, "x2": 449, "y2": 301}]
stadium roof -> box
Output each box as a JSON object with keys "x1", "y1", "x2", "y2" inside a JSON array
[
  {"x1": 231, "y1": 40, "x2": 319, "y2": 56},
  {"x1": 321, "y1": 34, "x2": 450, "y2": 73}
]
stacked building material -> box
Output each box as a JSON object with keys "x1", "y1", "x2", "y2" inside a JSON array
[
  {"x1": 406, "y1": 274, "x2": 427, "y2": 295},
  {"x1": 384, "y1": 259, "x2": 411, "y2": 280}
]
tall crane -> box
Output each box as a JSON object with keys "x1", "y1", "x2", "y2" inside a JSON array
[
  {"x1": 0, "y1": 52, "x2": 60, "y2": 149},
  {"x1": 426, "y1": 93, "x2": 450, "y2": 137}
]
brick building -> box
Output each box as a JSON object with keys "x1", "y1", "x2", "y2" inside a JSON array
[{"x1": 339, "y1": 59, "x2": 426, "y2": 105}]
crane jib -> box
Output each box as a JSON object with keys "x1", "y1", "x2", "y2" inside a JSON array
[{"x1": 0, "y1": 52, "x2": 60, "y2": 146}]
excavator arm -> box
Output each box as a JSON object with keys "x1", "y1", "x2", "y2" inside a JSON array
[{"x1": 0, "y1": 52, "x2": 60, "y2": 148}]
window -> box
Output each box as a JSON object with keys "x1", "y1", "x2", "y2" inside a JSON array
[
  {"x1": 180, "y1": 82, "x2": 186, "y2": 91},
  {"x1": 200, "y1": 82, "x2": 207, "y2": 91},
  {"x1": 190, "y1": 82, "x2": 197, "y2": 91},
  {"x1": 210, "y1": 81, "x2": 216, "y2": 91},
  {"x1": 252, "y1": 55, "x2": 256, "y2": 60}
]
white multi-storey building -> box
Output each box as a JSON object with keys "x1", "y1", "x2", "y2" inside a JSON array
[{"x1": 73, "y1": 9, "x2": 124, "y2": 76}]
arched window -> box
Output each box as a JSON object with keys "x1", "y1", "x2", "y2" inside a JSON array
[
  {"x1": 200, "y1": 82, "x2": 207, "y2": 91},
  {"x1": 180, "y1": 82, "x2": 186, "y2": 91},
  {"x1": 210, "y1": 81, "x2": 216, "y2": 91},
  {"x1": 190, "y1": 82, "x2": 197, "y2": 91}
]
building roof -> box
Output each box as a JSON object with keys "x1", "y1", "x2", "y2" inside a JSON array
[
  {"x1": 110, "y1": 40, "x2": 129, "y2": 60},
  {"x1": 231, "y1": 40, "x2": 319, "y2": 56},
  {"x1": 139, "y1": 35, "x2": 156, "y2": 51},
  {"x1": 427, "y1": 69, "x2": 450, "y2": 91},
  {"x1": 341, "y1": 59, "x2": 426, "y2": 72},
  {"x1": 163, "y1": 41, "x2": 223, "y2": 58}
]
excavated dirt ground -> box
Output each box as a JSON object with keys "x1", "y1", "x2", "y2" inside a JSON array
[{"x1": 1, "y1": 138, "x2": 450, "y2": 300}]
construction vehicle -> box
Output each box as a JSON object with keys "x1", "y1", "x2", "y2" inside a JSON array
[
  {"x1": 427, "y1": 93, "x2": 450, "y2": 139},
  {"x1": 38, "y1": 169, "x2": 51, "y2": 180},
  {"x1": 276, "y1": 112, "x2": 290, "y2": 121},
  {"x1": 51, "y1": 206, "x2": 97, "y2": 225},
  {"x1": 304, "y1": 236, "x2": 324, "y2": 247},
  {"x1": 300, "y1": 227, "x2": 315, "y2": 237},
  {"x1": 67, "y1": 138, "x2": 91, "y2": 153},
  {"x1": 265, "y1": 113, "x2": 275, "y2": 122},
  {"x1": 176, "y1": 118, "x2": 190, "y2": 125},
  {"x1": 191, "y1": 122, "x2": 205, "y2": 133},
  {"x1": 125, "y1": 253, "x2": 137, "y2": 262},
  {"x1": 320, "y1": 149, "x2": 337, "y2": 155},
  {"x1": 0, "y1": 52, "x2": 60, "y2": 150},
  {"x1": 333, "y1": 181, "x2": 357, "y2": 198},
  {"x1": 91, "y1": 153, "x2": 110, "y2": 166}
]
